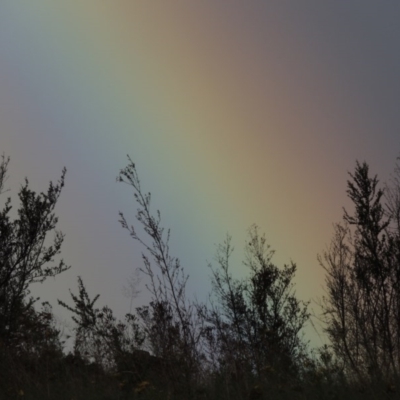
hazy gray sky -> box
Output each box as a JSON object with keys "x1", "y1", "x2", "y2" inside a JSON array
[{"x1": 1, "y1": 1, "x2": 399, "y2": 350}]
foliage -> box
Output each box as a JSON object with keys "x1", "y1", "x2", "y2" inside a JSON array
[
  {"x1": 117, "y1": 156, "x2": 206, "y2": 396},
  {"x1": 320, "y1": 160, "x2": 400, "y2": 384},
  {"x1": 5, "y1": 153, "x2": 400, "y2": 399},
  {"x1": 58, "y1": 276, "x2": 145, "y2": 373},
  {"x1": 202, "y1": 226, "x2": 310, "y2": 393},
  {"x1": 116, "y1": 156, "x2": 312, "y2": 398},
  {"x1": 0, "y1": 154, "x2": 69, "y2": 349}
]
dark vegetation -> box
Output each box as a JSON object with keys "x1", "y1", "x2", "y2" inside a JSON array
[{"x1": 1, "y1": 152, "x2": 400, "y2": 399}]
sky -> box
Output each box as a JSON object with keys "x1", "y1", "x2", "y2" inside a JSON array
[{"x1": 0, "y1": 1, "x2": 399, "y2": 351}]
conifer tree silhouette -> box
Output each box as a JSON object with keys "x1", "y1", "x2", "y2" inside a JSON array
[{"x1": 320, "y1": 160, "x2": 400, "y2": 383}]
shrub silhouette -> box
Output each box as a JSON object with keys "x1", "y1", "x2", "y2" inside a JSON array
[
  {"x1": 201, "y1": 227, "x2": 310, "y2": 395},
  {"x1": 58, "y1": 275, "x2": 146, "y2": 374},
  {"x1": 0, "y1": 154, "x2": 71, "y2": 397},
  {"x1": 5, "y1": 152, "x2": 400, "y2": 399},
  {"x1": 117, "y1": 156, "x2": 311, "y2": 398}
]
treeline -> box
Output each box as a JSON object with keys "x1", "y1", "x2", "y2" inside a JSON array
[{"x1": 0, "y1": 153, "x2": 400, "y2": 400}]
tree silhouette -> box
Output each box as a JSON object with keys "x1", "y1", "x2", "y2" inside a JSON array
[
  {"x1": 117, "y1": 156, "x2": 205, "y2": 396},
  {"x1": 116, "y1": 156, "x2": 312, "y2": 397},
  {"x1": 4, "y1": 151, "x2": 400, "y2": 398},
  {"x1": 0, "y1": 154, "x2": 69, "y2": 349},
  {"x1": 320, "y1": 160, "x2": 400, "y2": 384},
  {"x1": 204, "y1": 226, "x2": 310, "y2": 393}
]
